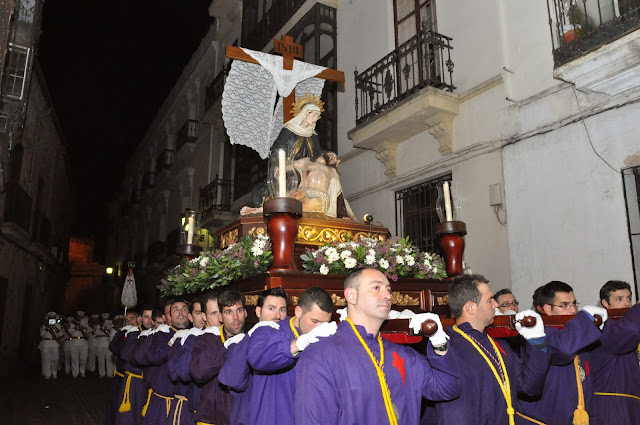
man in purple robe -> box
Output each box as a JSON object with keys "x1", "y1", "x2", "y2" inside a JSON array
[
  {"x1": 517, "y1": 281, "x2": 604, "y2": 425},
  {"x1": 106, "y1": 315, "x2": 127, "y2": 425},
  {"x1": 219, "y1": 287, "x2": 289, "y2": 425},
  {"x1": 416, "y1": 274, "x2": 548, "y2": 425},
  {"x1": 115, "y1": 304, "x2": 153, "y2": 425},
  {"x1": 190, "y1": 289, "x2": 247, "y2": 425},
  {"x1": 295, "y1": 268, "x2": 460, "y2": 425},
  {"x1": 140, "y1": 299, "x2": 191, "y2": 425},
  {"x1": 249, "y1": 286, "x2": 336, "y2": 425},
  {"x1": 589, "y1": 280, "x2": 639, "y2": 425},
  {"x1": 168, "y1": 293, "x2": 212, "y2": 425}
]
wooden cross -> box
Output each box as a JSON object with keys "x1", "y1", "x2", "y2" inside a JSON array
[{"x1": 226, "y1": 35, "x2": 345, "y2": 122}]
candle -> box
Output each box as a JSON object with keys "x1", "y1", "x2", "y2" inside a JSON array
[
  {"x1": 443, "y1": 181, "x2": 453, "y2": 221},
  {"x1": 187, "y1": 216, "x2": 195, "y2": 245},
  {"x1": 278, "y1": 149, "x2": 286, "y2": 197}
]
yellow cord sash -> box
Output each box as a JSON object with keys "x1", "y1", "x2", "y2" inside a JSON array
[
  {"x1": 220, "y1": 325, "x2": 226, "y2": 344},
  {"x1": 572, "y1": 356, "x2": 589, "y2": 425},
  {"x1": 172, "y1": 395, "x2": 188, "y2": 425},
  {"x1": 594, "y1": 392, "x2": 640, "y2": 402},
  {"x1": 118, "y1": 371, "x2": 143, "y2": 413},
  {"x1": 452, "y1": 325, "x2": 515, "y2": 425},
  {"x1": 113, "y1": 369, "x2": 125, "y2": 378},
  {"x1": 141, "y1": 389, "x2": 153, "y2": 417},
  {"x1": 346, "y1": 318, "x2": 398, "y2": 425},
  {"x1": 152, "y1": 391, "x2": 174, "y2": 417},
  {"x1": 289, "y1": 317, "x2": 300, "y2": 339}
]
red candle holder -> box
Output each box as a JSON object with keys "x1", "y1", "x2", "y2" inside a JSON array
[
  {"x1": 263, "y1": 197, "x2": 302, "y2": 273},
  {"x1": 176, "y1": 244, "x2": 202, "y2": 261},
  {"x1": 435, "y1": 221, "x2": 467, "y2": 278}
]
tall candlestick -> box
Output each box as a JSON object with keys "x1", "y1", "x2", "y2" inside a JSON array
[
  {"x1": 443, "y1": 181, "x2": 453, "y2": 221},
  {"x1": 278, "y1": 149, "x2": 286, "y2": 197},
  {"x1": 187, "y1": 216, "x2": 195, "y2": 244}
]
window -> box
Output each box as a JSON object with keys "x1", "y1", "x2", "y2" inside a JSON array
[
  {"x1": 0, "y1": 98, "x2": 10, "y2": 132},
  {"x1": 2, "y1": 44, "x2": 30, "y2": 99},
  {"x1": 395, "y1": 173, "x2": 451, "y2": 253},
  {"x1": 622, "y1": 166, "x2": 640, "y2": 300},
  {"x1": 394, "y1": 0, "x2": 436, "y2": 46}
]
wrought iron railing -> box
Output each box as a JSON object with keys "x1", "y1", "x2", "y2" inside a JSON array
[
  {"x1": 3, "y1": 181, "x2": 32, "y2": 232},
  {"x1": 241, "y1": 0, "x2": 307, "y2": 50},
  {"x1": 354, "y1": 26, "x2": 455, "y2": 125},
  {"x1": 205, "y1": 69, "x2": 226, "y2": 112},
  {"x1": 176, "y1": 119, "x2": 198, "y2": 152},
  {"x1": 548, "y1": 0, "x2": 640, "y2": 67},
  {"x1": 199, "y1": 176, "x2": 233, "y2": 213}
]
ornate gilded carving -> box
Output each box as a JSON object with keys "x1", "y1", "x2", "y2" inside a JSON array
[
  {"x1": 219, "y1": 228, "x2": 239, "y2": 249},
  {"x1": 297, "y1": 226, "x2": 388, "y2": 246},
  {"x1": 245, "y1": 295, "x2": 259, "y2": 306},
  {"x1": 331, "y1": 293, "x2": 346, "y2": 307},
  {"x1": 291, "y1": 296, "x2": 298, "y2": 306},
  {"x1": 391, "y1": 292, "x2": 420, "y2": 306},
  {"x1": 247, "y1": 226, "x2": 266, "y2": 236},
  {"x1": 435, "y1": 294, "x2": 449, "y2": 306},
  {"x1": 426, "y1": 113, "x2": 455, "y2": 155}
]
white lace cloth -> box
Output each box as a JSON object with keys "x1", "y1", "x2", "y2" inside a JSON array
[{"x1": 222, "y1": 48, "x2": 326, "y2": 159}]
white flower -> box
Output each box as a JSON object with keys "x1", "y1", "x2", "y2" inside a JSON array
[
  {"x1": 403, "y1": 247, "x2": 411, "y2": 253},
  {"x1": 312, "y1": 251, "x2": 318, "y2": 258},
  {"x1": 365, "y1": 254, "x2": 376, "y2": 265},
  {"x1": 405, "y1": 256, "x2": 415, "y2": 266},
  {"x1": 344, "y1": 257, "x2": 357, "y2": 269},
  {"x1": 325, "y1": 247, "x2": 338, "y2": 257},
  {"x1": 424, "y1": 260, "x2": 432, "y2": 270},
  {"x1": 396, "y1": 255, "x2": 405, "y2": 265},
  {"x1": 340, "y1": 250, "x2": 352, "y2": 259},
  {"x1": 254, "y1": 239, "x2": 266, "y2": 249},
  {"x1": 327, "y1": 252, "x2": 340, "y2": 264},
  {"x1": 338, "y1": 243, "x2": 346, "y2": 248},
  {"x1": 379, "y1": 259, "x2": 389, "y2": 269},
  {"x1": 320, "y1": 264, "x2": 329, "y2": 275},
  {"x1": 199, "y1": 257, "x2": 210, "y2": 268},
  {"x1": 190, "y1": 257, "x2": 199, "y2": 264},
  {"x1": 368, "y1": 249, "x2": 376, "y2": 256},
  {"x1": 433, "y1": 267, "x2": 438, "y2": 274},
  {"x1": 251, "y1": 246, "x2": 263, "y2": 257}
]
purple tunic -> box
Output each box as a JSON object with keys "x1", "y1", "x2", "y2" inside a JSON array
[
  {"x1": 422, "y1": 322, "x2": 548, "y2": 425},
  {"x1": 142, "y1": 329, "x2": 176, "y2": 425},
  {"x1": 219, "y1": 334, "x2": 252, "y2": 425},
  {"x1": 295, "y1": 321, "x2": 461, "y2": 425},
  {"x1": 590, "y1": 304, "x2": 640, "y2": 425},
  {"x1": 168, "y1": 334, "x2": 199, "y2": 425},
  {"x1": 517, "y1": 311, "x2": 602, "y2": 425},
  {"x1": 106, "y1": 329, "x2": 126, "y2": 425},
  {"x1": 247, "y1": 317, "x2": 300, "y2": 425},
  {"x1": 190, "y1": 330, "x2": 231, "y2": 425},
  {"x1": 115, "y1": 328, "x2": 146, "y2": 425}
]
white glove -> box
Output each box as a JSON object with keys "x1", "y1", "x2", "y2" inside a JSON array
[
  {"x1": 409, "y1": 313, "x2": 449, "y2": 346},
  {"x1": 203, "y1": 325, "x2": 221, "y2": 336},
  {"x1": 182, "y1": 327, "x2": 203, "y2": 345},
  {"x1": 494, "y1": 308, "x2": 504, "y2": 316},
  {"x1": 169, "y1": 329, "x2": 189, "y2": 346},
  {"x1": 295, "y1": 321, "x2": 338, "y2": 352},
  {"x1": 125, "y1": 327, "x2": 139, "y2": 337},
  {"x1": 138, "y1": 329, "x2": 152, "y2": 339},
  {"x1": 515, "y1": 310, "x2": 545, "y2": 339},
  {"x1": 581, "y1": 305, "x2": 608, "y2": 330},
  {"x1": 156, "y1": 324, "x2": 171, "y2": 333},
  {"x1": 336, "y1": 307, "x2": 348, "y2": 322},
  {"x1": 248, "y1": 321, "x2": 280, "y2": 337},
  {"x1": 224, "y1": 333, "x2": 246, "y2": 349}
]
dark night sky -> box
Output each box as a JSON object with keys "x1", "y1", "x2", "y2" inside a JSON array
[{"x1": 38, "y1": 0, "x2": 213, "y2": 259}]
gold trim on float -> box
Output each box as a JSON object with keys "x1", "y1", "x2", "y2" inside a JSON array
[
  {"x1": 435, "y1": 294, "x2": 449, "y2": 306},
  {"x1": 391, "y1": 292, "x2": 420, "y2": 306},
  {"x1": 219, "y1": 228, "x2": 239, "y2": 249},
  {"x1": 245, "y1": 295, "x2": 259, "y2": 306}
]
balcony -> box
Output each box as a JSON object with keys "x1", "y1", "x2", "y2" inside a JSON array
[
  {"x1": 199, "y1": 176, "x2": 233, "y2": 214},
  {"x1": 348, "y1": 27, "x2": 458, "y2": 177},
  {"x1": 176, "y1": 119, "x2": 198, "y2": 152},
  {"x1": 202, "y1": 69, "x2": 226, "y2": 125},
  {"x1": 2, "y1": 182, "x2": 32, "y2": 240},
  {"x1": 241, "y1": 0, "x2": 307, "y2": 50},
  {"x1": 143, "y1": 172, "x2": 156, "y2": 189},
  {"x1": 550, "y1": 0, "x2": 640, "y2": 95},
  {"x1": 156, "y1": 149, "x2": 173, "y2": 171}
]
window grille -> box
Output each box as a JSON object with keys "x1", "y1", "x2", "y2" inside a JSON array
[{"x1": 2, "y1": 44, "x2": 30, "y2": 99}]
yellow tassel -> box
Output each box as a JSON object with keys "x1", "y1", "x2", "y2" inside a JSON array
[
  {"x1": 572, "y1": 407, "x2": 589, "y2": 425},
  {"x1": 119, "y1": 400, "x2": 131, "y2": 413},
  {"x1": 141, "y1": 388, "x2": 153, "y2": 417}
]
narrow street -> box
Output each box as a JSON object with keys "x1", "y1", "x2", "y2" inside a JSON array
[{"x1": 0, "y1": 365, "x2": 110, "y2": 425}]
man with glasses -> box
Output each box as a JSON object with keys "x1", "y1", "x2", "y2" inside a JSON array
[
  {"x1": 493, "y1": 289, "x2": 519, "y2": 315},
  {"x1": 589, "y1": 280, "x2": 640, "y2": 425},
  {"x1": 517, "y1": 281, "x2": 605, "y2": 425}
]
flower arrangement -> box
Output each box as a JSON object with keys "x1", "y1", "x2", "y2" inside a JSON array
[
  {"x1": 159, "y1": 234, "x2": 272, "y2": 296},
  {"x1": 300, "y1": 236, "x2": 447, "y2": 281}
]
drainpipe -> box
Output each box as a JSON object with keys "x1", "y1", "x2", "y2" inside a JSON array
[{"x1": 28, "y1": 108, "x2": 51, "y2": 195}]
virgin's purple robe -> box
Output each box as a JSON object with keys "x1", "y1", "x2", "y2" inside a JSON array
[
  {"x1": 517, "y1": 311, "x2": 602, "y2": 425},
  {"x1": 142, "y1": 329, "x2": 176, "y2": 425},
  {"x1": 421, "y1": 322, "x2": 548, "y2": 425},
  {"x1": 295, "y1": 321, "x2": 461, "y2": 425},
  {"x1": 219, "y1": 334, "x2": 252, "y2": 425},
  {"x1": 190, "y1": 331, "x2": 231, "y2": 425},
  {"x1": 590, "y1": 304, "x2": 640, "y2": 425},
  {"x1": 106, "y1": 329, "x2": 126, "y2": 425},
  {"x1": 168, "y1": 333, "x2": 199, "y2": 425},
  {"x1": 115, "y1": 327, "x2": 146, "y2": 425},
  {"x1": 247, "y1": 317, "x2": 299, "y2": 425}
]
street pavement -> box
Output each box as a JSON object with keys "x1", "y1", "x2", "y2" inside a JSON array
[{"x1": 0, "y1": 365, "x2": 110, "y2": 425}]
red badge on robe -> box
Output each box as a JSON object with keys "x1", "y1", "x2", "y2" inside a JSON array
[{"x1": 392, "y1": 351, "x2": 406, "y2": 385}]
